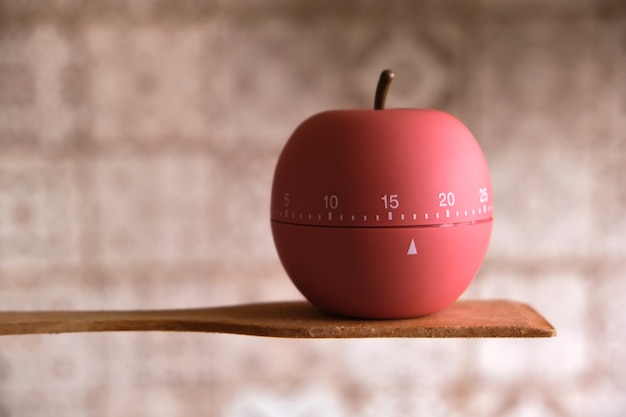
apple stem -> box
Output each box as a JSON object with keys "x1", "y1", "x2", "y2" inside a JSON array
[{"x1": 374, "y1": 69, "x2": 395, "y2": 110}]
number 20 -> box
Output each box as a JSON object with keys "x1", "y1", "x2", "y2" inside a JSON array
[{"x1": 439, "y1": 192, "x2": 455, "y2": 207}]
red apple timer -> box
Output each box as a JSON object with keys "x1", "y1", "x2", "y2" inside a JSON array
[{"x1": 270, "y1": 70, "x2": 493, "y2": 319}]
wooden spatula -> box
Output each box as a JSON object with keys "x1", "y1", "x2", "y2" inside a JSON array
[{"x1": 0, "y1": 300, "x2": 555, "y2": 338}]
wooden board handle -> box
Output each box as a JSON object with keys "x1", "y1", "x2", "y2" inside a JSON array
[{"x1": 0, "y1": 300, "x2": 556, "y2": 338}]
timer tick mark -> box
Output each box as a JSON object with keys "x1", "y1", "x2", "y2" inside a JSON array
[{"x1": 388, "y1": 212, "x2": 393, "y2": 221}]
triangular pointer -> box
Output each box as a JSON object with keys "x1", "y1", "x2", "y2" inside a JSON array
[{"x1": 407, "y1": 239, "x2": 417, "y2": 255}]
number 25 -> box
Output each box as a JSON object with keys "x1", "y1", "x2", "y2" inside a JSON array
[{"x1": 479, "y1": 188, "x2": 488, "y2": 203}]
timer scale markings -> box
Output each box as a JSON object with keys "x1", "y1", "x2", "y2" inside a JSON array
[
  {"x1": 276, "y1": 190, "x2": 493, "y2": 226},
  {"x1": 274, "y1": 203, "x2": 494, "y2": 226}
]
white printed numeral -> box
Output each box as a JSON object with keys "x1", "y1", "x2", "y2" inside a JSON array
[
  {"x1": 438, "y1": 192, "x2": 455, "y2": 207},
  {"x1": 323, "y1": 194, "x2": 339, "y2": 209},
  {"x1": 381, "y1": 194, "x2": 399, "y2": 209},
  {"x1": 479, "y1": 188, "x2": 489, "y2": 203}
]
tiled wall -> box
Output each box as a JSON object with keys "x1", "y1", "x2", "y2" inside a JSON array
[{"x1": 0, "y1": 1, "x2": 624, "y2": 416}]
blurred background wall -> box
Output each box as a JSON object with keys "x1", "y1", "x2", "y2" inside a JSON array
[{"x1": 0, "y1": 0, "x2": 624, "y2": 416}]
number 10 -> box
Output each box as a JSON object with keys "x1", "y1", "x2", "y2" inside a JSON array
[{"x1": 323, "y1": 194, "x2": 339, "y2": 209}]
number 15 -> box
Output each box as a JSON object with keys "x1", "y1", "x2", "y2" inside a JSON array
[{"x1": 381, "y1": 194, "x2": 399, "y2": 209}]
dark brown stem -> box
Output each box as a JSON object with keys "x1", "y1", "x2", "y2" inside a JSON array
[{"x1": 374, "y1": 69, "x2": 394, "y2": 110}]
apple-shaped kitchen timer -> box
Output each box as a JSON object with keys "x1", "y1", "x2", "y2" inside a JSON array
[{"x1": 270, "y1": 70, "x2": 493, "y2": 319}]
